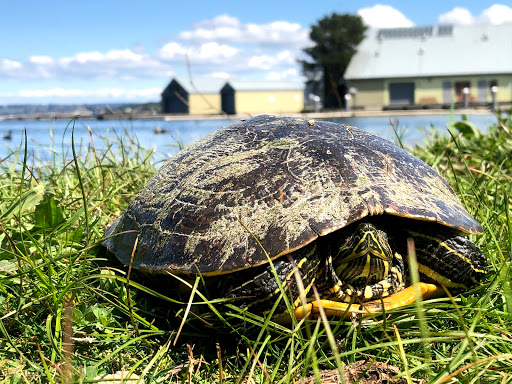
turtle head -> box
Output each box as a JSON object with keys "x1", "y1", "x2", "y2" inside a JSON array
[
  {"x1": 328, "y1": 222, "x2": 404, "y2": 301},
  {"x1": 334, "y1": 223, "x2": 394, "y2": 265}
]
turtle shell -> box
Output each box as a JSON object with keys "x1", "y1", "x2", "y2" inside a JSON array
[{"x1": 104, "y1": 115, "x2": 482, "y2": 276}]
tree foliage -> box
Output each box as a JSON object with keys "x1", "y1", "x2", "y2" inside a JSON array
[{"x1": 300, "y1": 13, "x2": 367, "y2": 109}]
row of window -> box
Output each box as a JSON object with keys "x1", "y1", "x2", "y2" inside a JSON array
[{"x1": 388, "y1": 79, "x2": 499, "y2": 105}]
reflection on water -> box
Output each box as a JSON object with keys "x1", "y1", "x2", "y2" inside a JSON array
[{"x1": 0, "y1": 113, "x2": 497, "y2": 163}]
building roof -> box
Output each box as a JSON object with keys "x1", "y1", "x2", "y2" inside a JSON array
[
  {"x1": 223, "y1": 80, "x2": 303, "y2": 92},
  {"x1": 172, "y1": 77, "x2": 227, "y2": 94},
  {"x1": 167, "y1": 78, "x2": 304, "y2": 94},
  {"x1": 345, "y1": 23, "x2": 512, "y2": 80}
]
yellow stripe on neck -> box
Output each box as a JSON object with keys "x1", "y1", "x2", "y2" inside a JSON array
[
  {"x1": 408, "y1": 230, "x2": 485, "y2": 273},
  {"x1": 417, "y1": 263, "x2": 467, "y2": 289}
]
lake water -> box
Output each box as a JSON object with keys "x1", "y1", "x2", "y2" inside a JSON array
[{"x1": 0, "y1": 113, "x2": 497, "y2": 164}]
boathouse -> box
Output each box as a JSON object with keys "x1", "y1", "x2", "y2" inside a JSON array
[
  {"x1": 220, "y1": 81, "x2": 304, "y2": 115},
  {"x1": 345, "y1": 23, "x2": 512, "y2": 110},
  {"x1": 161, "y1": 78, "x2": 224, "y2": 115}
]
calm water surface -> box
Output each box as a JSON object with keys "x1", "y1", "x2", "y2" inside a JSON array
[{"x1": 0, "y1": 113, "x2": 497, "y2": 164}]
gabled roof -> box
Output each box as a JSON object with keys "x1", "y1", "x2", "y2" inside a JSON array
[
  {"x1": 170, "y1": 77, "x2": 226, "y2": 94},
  {"x1": 345, "y1": 23, "x2": 512, "y2": 80},
  {"x1": 166, "y1": 78, "x2": 304, "y2": 94}
]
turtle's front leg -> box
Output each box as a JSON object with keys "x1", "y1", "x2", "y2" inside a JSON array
[
  {"x1": 319, "y1": 251, "x2": 406, "y2": 303},
  {"x1": 223, "y1": 242, "x2": 322, "y2": 312},
  {"x1": 289, "y1": 282, "x2": 444, "y2": 322}
]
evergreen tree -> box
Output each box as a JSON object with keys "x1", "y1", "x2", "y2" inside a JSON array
[{"x1": 300, "y1": 13, "x2": 367, "y2": 109}]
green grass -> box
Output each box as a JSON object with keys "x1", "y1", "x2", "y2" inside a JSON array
[{"x1": 0, "y1": 112, "x2": 511, "y2": 383}]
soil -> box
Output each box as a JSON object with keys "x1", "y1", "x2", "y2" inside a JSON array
[{"x1": 296, "y1": 360, "x2": 409, "y2": 384}]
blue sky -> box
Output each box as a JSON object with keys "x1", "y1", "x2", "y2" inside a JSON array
[{"x1": 1, "y1": 1, "x2": 511, "y2": 104}]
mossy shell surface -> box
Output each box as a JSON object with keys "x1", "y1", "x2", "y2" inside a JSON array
[{"x1": 104, "y1": 115, "x2": 482, "y2": 276}]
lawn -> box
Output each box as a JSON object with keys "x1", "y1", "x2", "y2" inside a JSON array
[{"x1": 0, "y1": 112, "x2": 511, "y2": 383}]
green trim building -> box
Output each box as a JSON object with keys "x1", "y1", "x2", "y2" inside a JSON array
[{"x1": 345, "y1": 23, "x2": 512, "y2": 110}]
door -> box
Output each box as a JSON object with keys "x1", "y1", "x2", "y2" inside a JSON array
[
  {"x1": 389, "y1": 83, "x2": 415, "y2": 105},
  {"x1": 221, "y1": 84, "x2": 236, "y2": 114},
  {"x1": 477, "y1": 80, "x2": 487, "y2": 103},
  {"x1": 442, "y1": 81, "x2": 452, "y2": 104}
]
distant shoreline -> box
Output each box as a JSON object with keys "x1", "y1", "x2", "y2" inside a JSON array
[{"x1": 0, "y1": 107, "x2": 498, "y2": 122}]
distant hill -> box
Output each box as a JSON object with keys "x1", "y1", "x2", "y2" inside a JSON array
[{"x1": 0, "y1": 102, "x2": 161, "y2": 117}]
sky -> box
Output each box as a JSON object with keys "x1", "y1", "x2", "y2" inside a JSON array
[{"x1": 2, "y1": 1, "x2": 512, "y2": 105}]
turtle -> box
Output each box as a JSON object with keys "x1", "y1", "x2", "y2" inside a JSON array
[{"x1": 103, "y1": 115, "x2": 487, "y2": 319}]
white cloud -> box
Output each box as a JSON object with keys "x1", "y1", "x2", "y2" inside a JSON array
[
  {"x1": 158, "y1": 41, "x2": 238, "y2": 63},
  {"x1": 29, "y1": 56, "x2": 54, "y2": 65},
  {"x1": 105, "y1": 49, "x2": 145, "y2": 62},
  {"x1": 197, "y1": 42, "x2": 238, "y2": 61},
  {"x1": 157, "y1": 15, "x2": 308, "y2": 79},
  {"x1": 438, "y1": 5, "x2": 512, "y2": 25},
  {"x1": 479, "y1": 4, "x2": 512, "y2": 24},
  {"x1": 0, "y1": 58, "x2": 30, "y2": 79},
  {"x1": 247, "y1": 55, "x2": 274, "y2": 70},
  {"x1": 245, "y1": 21, "x2": 308, "y2": 45},
  {"x1": 60, "y1": 49, "x2": 168, "y2": 79},
  {"x1": 1, "y1": 58, "x2": 22, "y2": 72},
  {"x1": 70, "y1": 51, "x2": 103, "y2": 63},
  {"x1": 178, "y1": 14, "x2": 239, "y2": 41},
  {"x1": 14, "y1": 87, "x2": 162, "y2": 100},
  {"x1": 0, "y1": 14, "x2": 311, "y2": 103},
  {"x1": 265, "y1": 68, "x2": 299, "y2": 81},
  {"x1": 438, "y1": 7, "x2": 474, "y2": 25},
  {"x1": 178, "y1": 14, "x2": 309, "y2": 46},
  {"x1": 193, "y1": 14, "x2": 242, "y2": 29},
  {"x1": 357, "y1": 5, "x2": 414, "y2": 28},
  {"x1": 248, "y1": 50, "x2": 294, "y2": 70},
  {"x1": 59, "y1": 49, "x2": 158, "y2": 70},
  {"x1": 1, "y1": 48, "x2": 170, "y2": 81},
  {"x1": 1, "y1": 15, "x2": 307, "y2": 86},
  {"x1": 158, "y1": 42, "x2": 190, "y2": 60},
  {"x1": 18, "y1": 88, "x2": 86, "y2": 98},
  {"x1": 210, "y1": 72, "x2": 231, "y2": 79}
]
